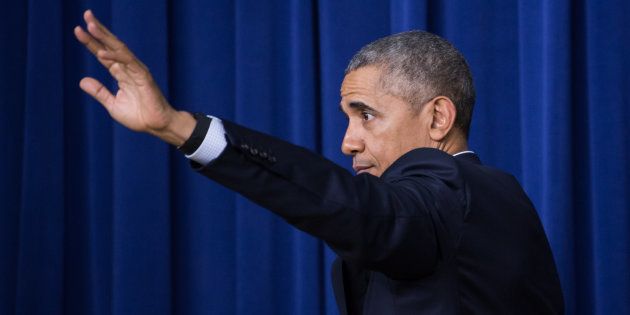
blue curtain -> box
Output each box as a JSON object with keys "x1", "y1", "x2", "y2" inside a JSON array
[{"x1": 1, "y1": 0, "x2": 628, "y2": 314}]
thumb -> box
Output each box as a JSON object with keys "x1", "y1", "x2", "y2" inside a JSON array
[{"x1": 80, "y1": 77, "x2": 115, "y2": 111}]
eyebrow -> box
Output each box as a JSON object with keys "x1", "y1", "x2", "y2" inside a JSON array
[{"x1": 339, "y1": 101, "x2": 378, "y2": 113}]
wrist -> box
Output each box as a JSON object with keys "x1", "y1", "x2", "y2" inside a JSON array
[{"x1": 151, "y1": 110, "x2": 196, "y2": 147}]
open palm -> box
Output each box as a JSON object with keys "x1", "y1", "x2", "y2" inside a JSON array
[{"x1": 74, "y1": 10, "x2": 176, "y2": 134}]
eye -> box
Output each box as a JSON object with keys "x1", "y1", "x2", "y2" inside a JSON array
[{"x1": 361, "y1": 111, "x2": 375, "y2": 121}]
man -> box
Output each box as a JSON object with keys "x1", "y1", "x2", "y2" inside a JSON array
[{"x1": 75, "y1": 9, "x2": 564, "y2": 314}]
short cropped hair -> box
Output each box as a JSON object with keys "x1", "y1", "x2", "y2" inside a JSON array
[{"x1": 346, "y1": 30, "x2": 476, "y2": 138}]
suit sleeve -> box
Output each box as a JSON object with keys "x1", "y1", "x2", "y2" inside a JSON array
[{"x1": 191, "y1": 120, "x2": 466, "y2": 280}]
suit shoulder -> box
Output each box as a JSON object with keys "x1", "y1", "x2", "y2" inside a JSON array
[{"x1": 382, "y1": 148, "x2": 463, "y2": 185}]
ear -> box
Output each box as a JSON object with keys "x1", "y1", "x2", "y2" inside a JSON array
[{"x1": 428, "y1": 96, "x2": 457, "y2": 141}]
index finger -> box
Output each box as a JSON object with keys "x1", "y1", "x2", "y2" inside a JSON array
[{"x1": 83, "y1": 10, "x2": 126, "y2": 51}]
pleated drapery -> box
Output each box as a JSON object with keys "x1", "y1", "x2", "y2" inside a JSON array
[{"x1": 1, "y1": 1, "x2": 628, "y2": 314}]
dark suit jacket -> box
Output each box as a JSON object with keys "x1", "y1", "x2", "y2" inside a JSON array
[{"x1": 192, "y1": 120, "x2": 564, "y2": 314}]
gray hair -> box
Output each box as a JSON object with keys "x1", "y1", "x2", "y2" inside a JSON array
[{"x1": 345, "y1": 30, "x2": 475, "y2": 138}]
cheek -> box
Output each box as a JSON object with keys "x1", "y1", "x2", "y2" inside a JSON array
[
  {"x1": 370, "y1": 123, "x2": 420, "y2": 169},
  {"x1": 367, "y1": 134, "x2": 400, "y2": 170}
]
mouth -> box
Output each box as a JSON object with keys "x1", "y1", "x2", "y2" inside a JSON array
[{"x1": 353, "y1": 164, "x2": 374, "y2": 174}]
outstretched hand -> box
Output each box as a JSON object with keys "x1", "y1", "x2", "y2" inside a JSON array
[{"x1": 75, "y1": 10, "x2": 194, "y2": 146}]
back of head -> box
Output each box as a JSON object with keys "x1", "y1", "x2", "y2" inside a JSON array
[{"x1": 346, "y1": 30, "x2": 476, "y2": 138}]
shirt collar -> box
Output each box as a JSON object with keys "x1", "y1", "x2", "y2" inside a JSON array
[{"x1": 452, "y1": 150, "x2": 475, "y2": 156}]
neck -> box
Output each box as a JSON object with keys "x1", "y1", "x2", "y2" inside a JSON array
[{"x1": 435, "y1": 131, "x2": 468, "y2": 155}]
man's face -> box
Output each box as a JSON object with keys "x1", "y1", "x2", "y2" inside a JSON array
[{"x1": 340, "y1": 66, "x2": 433, "y2": 177}]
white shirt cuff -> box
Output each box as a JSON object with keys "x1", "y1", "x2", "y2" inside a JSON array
[{"x1": 185, "y1": 116, "x2": 228, "y2": 165}]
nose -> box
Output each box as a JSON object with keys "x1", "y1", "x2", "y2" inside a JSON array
[{"x1": 341, "y1": 125, "x2": 364, "y2": 156}]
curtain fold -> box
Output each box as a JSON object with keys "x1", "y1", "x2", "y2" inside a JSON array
[
  {"x1": 1, "y1": 0, "x2": 628, "y2": 314},
  {"x1": 15, "y1": 0, "x2": 65, "y2": 314},
  {"x1": 0, "y1": 0, "x2": 26, "y2": 314}
]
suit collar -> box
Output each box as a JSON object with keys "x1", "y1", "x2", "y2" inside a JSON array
[
  {"x1": 379, "y1": 148, "x2": 482, "y2": 180},
  {"x1": 453, "y1": 151, "x2": 481, "y2": 165}
]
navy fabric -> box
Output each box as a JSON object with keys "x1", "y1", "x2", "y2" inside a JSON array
[
  {"x1": 0, "y1": 1, "x2": 628, "y2": 314},
  {"x1": 191, "y1": 118, "x2": 563, "y2": 314}
]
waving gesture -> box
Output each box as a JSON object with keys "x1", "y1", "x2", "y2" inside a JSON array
[{"x1": 74, "y1": 10, "x2": 194, "y2": 146}]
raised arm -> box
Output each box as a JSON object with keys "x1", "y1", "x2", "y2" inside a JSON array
[{"x1": 74, "y1": 9, "x2": 195, "y2": 146}]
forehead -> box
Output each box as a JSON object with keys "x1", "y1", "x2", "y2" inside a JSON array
[
  {"x1": 340, "y1": 66, "x2": 383, "y2": 99},
  {"x1": 340, "y1": 66, "x2": 414, "y2": 116}
]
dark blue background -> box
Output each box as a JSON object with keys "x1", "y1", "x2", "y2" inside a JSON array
[{"x1": 1, "y1": 0, "x2": 628, "y2": 314}]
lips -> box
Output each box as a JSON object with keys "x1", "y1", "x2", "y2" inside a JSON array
[{"x1": 353, "y1": 164, "x2": 373, "y2": 174}]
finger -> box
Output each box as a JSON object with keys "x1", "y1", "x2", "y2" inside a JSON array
[
  {"x1": 97, "y1": 50, "x2": 149, "y2": 83},
  {"x1": 74, "y1": 25, "x2": 106, "y2": 55},
  {"x1": 97, "y1": 47, "x2": 135, "y2": 65},
  {"x1": 76, "y1": 26, "x2": 116, "y2": 69},
  {"x1": 123, "y1": 60, "x2": 151, "y2": 85},
  {"x1": 83, "y1": 10, "x2": 126, "y2": 51},
  {"x1": 107, "y1": 62, "x2": 134, "y2": 85},
  {"x1": 83, "y1": 10, "x2": 114, "y2": 38},
  {"x1": 81, "y1": 11, "x2": 145, "y2": 73},
  {"x1": 79, "y1": 77, "x2": 115, "y2": 110}
]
